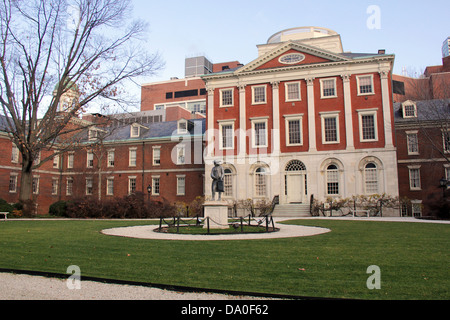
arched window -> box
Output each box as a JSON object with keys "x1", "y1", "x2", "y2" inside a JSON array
[
  {"x1": 224, "y1": 168, "x2": 233, "y2": 197},
  {"x1": 365, "y1": 163, "x2": 378, "y2": 194},
  {"x1": 255, "y1": 167, "x2": 267, "y2": 197},
  {"x1": 326, "y1": 164, "x2": 339, "y2": 195},
  {"x1": 285, "y1": 160, "x2": 306, "y2": 172}
]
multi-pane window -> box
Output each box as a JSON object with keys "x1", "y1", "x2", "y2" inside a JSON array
[
  {"x1": 357, "y1": 75, "x2": 374, "y2": 95},
  {"x1": 322, "y1": 115, "x2": 339, "y2": 143},
  {"x1": 255, "y1": 167, "x2": 267, "y2": 197},
  {"x1": 224, "y1": 168, "x2": 233, "y2": 197},
  {"x1": 129, "y1": 148, "x2": 137, "y2": 167},
  {"x1": 220, "y1": 89, "x2": 233, "y2": 107},
  {"x1": 66, "y1": 178, "x2": 73, "y2": 196},
  {"x1": 252, "y1": 85, "x2": 266, "y2": 104},
  {"x1": 67, "y1": 153, "x2": 74, "y2": 169},
  {"x1": 128, "y1": 177, "x2": 136, "y2": 194},
  {"x1": 253, "y1": 120, "x2": 267, "y2": 147},
  {"x1": 152, "y1": 177, "x2": 160, "y2": 195},
  {"x1": 364, "y1": 163, "x2": 378, "y2": 194},
  {"x1": 177, "y1": 176, "x2": 185, "y2": 195},
  {"x1": 153, "y1": 147, "x2": 161, "y2": 165},
  {"x1": 326, "y1": 165, "x2": 339, "y2": 195},
  {"x1": 106, "y1": 178, "x2": 114, "y2": 196},
  {"x1": 52, "y1": 178, "x2": 59, "y2": 195},
  {"x1": 177, "y1": 145, "x2": 185, "y2": 165},
  {"x1": 403, "y1": 104, "x2": 417, "y2": 118},
  {"x1": 32, "y1": 177, "x2": 40, "y2": 195},
  {"x1": 107, "y1": 150, "x2": 115, "y2": 167},
  {"x1": 321, "y1": 78, "x2": 336, "y2": 98},
  {"x1": 220, "y1": 123, "x2": 234, "y2": 149},
  {"x1": 409, "y1": 167, "x2": 421, "y2": 190},
  {"x1": 87, "y1": 151, "x2": 94, "y2": 168},
  {"x1": 443, "y1": 131, "x2": 450, "y2": 153},
  {"x1": 86, "y1": 178, "x2": 93, "y2": 195},
  {"x1": 407, "y1": 132, "x2": 419, "y2": 154},
  {"x1": 53, "y1": 154, "x2": 60, "y2": 169},
  {"x1": 286, "y1": 118, "x2": 302, "y2": 145},
  {"x1": 9, "y1": 174, "x2": 17, "y2": 193},
  {"x1": 358, "y1": 110, "x2": 377, "y2": 141},
  {"x1": 11, "y1": 145, "x2": 19, "y2": 163},
  {"x1": 285, "y1": 82, "x2": 301, "y2": 101}
]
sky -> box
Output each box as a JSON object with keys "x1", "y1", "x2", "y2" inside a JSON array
[{"x1": 130, "y1": 0, "x2": 450, "y2": 85}]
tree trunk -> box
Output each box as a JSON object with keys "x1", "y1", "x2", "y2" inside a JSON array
[{"x1": 19, "y1": 158, "x2": 35, "y2": 216}]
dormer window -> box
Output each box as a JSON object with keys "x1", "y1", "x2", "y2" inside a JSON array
[
  {"x1": 402, "y1": 101, "x2": 417, "y2": 118},
  {"x1": 131, "y1": 124, "x2": 140, "y2": 138},
  {"x1": 177, "y1": 119, "x2": 188, "y2": 134},
  {"x1": 88, "y1": 129, "x2": 98, "y2": 141}
]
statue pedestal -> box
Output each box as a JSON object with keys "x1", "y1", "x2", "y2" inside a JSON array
[{"x1": 203, "y1": 201, "x2": 229, "y2": 229}]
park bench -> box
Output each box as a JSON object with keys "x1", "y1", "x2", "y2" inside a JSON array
[
  {"x1": 349, "y1": 209, "x2": 369, "y2": 217},
  {"x1": 0, "y1": 212, "x2": 9, "y2": 221}
]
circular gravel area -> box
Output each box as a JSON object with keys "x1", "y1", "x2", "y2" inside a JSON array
[{"x1": 101, "y1": 221, "x2": 331, "y2": 241}]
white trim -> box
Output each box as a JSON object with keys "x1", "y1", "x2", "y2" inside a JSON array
[
  {"x1": 251, "y1": 118, "x2": 268, "y2": 148},
  {"x1": 319, "y1": 78, "x2": 337, "y2": 99},
  {"x1": 219, "y1": 121, "x2": 235, "y2": 150},
  {"x1": 176, "y1": 175, "x2": 186, "y2": 196},
  {"x1": 356, "y1": 74, "x2": 375, "y2": 96},
  {"x1": 284, "y1": 81, "x2": 302, "y2": 102},
  {"x1": 320, "y1": 112, "x2": 340, "y2": 144},
  {"x1": 357, "y1": 109, "x2": 378, "y2": 142},
  {"x1": 284, "y1": 114, "x2": 303, "y2": 146},
  {"x1": 219, "y1": 88, "x2": 234, "y2": 107},
  {"x1": 251, "y1": 84, "x2": 267, "y2": 105}
]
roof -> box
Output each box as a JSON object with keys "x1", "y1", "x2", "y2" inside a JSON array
[{"x1": 394, "y1": 99, "x2": 450, "y2": 123}]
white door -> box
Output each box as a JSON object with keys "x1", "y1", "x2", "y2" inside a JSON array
[{"x1": 286, "y1": 174, "x2": 303, "y2": 203}]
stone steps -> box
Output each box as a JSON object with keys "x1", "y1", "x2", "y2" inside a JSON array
[{"x1": 272, "y1": 203, "x2": 311, "y2": 217}]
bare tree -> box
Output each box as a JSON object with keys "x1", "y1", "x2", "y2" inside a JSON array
[{"x1": 0, "y1": 0, "x2": 163, "y2": 213}]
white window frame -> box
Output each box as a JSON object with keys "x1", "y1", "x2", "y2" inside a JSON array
[
  {"x1": 152, "y1": 146, "x2": 161, "y2": 166},
  {"x1": 406, "y1": 131, "x2": 419, "y2": 155},
  {"x1": 130, "y1": 124, "x2": 140, "y2": 138},
  {"x1": 443, "y1": 130, "x2": 450, "y2": 154},
  {"x1": 129, "y1": 147, "x2": 137, "y2": 167},
  {"x1": 251, "y1": 85, "x2": 267, "y2": 105},
  {"x1": 107, "y1": 149, "x2": 115, "y2": 167},
  {"x1": 85, "y1": 177, "x2": 93, "y2": 195},
  {"x1": 67, "y1": 152, "x2": 74, "y2": 169},
  {"x1": 364, "y1": 163, "x2": 379, "y2": 194},
  {"x1": 66, "y1": 178, "x2": 74, "y2": 196},
  {"x1": 358, "y1": 109, "x2": 378, "y2": 142},
  {"x1": 128, "y1": 176, "x2": 137, "y2": 195},
  {"x1": 251, "y1": 118, "x2": 268, "y2": 148},
  {"x1": 51, "y1": 178, "x2": 59, "y2": 195},
  {"x1": 177, "y1": 119, "x2": 188, "y2": 134},
  {"x1": 320, "y1": 78, "x2": 337, "y2": 99},
  {"x1": 177, "y1": 175, "x2": 186, "y2": 196},
  {"x1": 11, "y1": 145, "x2": 19, "y2": 163},
  {"x1": 326, "y1": 164, "x2": 340, "y2": 196},
  {"x1": 254, "y1": 167, "x2": 267, "y2": 198},
  {"x1": 32, "y1": 176, "x2": 40, "y2": 195},
  {"x1": 320, "y1": 112, "x2": 340, "y2": 144},
  {"x1": 356, "y1": 74, "x2": 375, "y2": 96},
  {"x1": 219, "y1": 120, "x2": 235, "y2": 150},
  {"x1": 285, "y1": 81, "x2": 301, "y2": 102},
  {"x1": 87, "y1": 151, "x2": 94, "y2": 168},
  {"x1": 219, "y1": 88, "x2": 234, "y2": 107},
  {"x1": 411, "y1": 200, "x2": 422, "y2": 217},
  {"x1": 106, "y1": 177, "x2": 114, "y2": 196},
  {"x1": 408, "y1": 165, "x2": 421, "y2": 190},
  {"x1": 223, "y1": 168, "x2": 234, "y2": 198},
  {"x1": 9, "y1": 173, "x2": 18, "y2": 193},
  {"x1": 177, "y1": 145, "x2": 186, "y2": 165},
  {"x1": 284, "y1": 114, "x2": 303, "y2": 146},
  {"x1": 402, "y1": 101, "x2": 417, "y2": 118},
  {"x1": 152, "y1": 176, "x2": 160, "y2": 196}
]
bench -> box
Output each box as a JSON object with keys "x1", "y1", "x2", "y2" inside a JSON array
[
  {"x1": 349, "y1": 209, "x2": 369, "y2": 217},
  {"x1": 0, "y1": 212, "x2": 9, "y2": 221}
]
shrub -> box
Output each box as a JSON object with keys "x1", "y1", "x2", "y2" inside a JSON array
[
  {"x1": 0, "y1": 199, "x2": 14, "y2": 213},
  {"x1": 49, "y1": 201, "x2": 70, "y2": 217}
]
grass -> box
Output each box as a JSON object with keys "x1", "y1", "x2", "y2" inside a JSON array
[{"x1": 0, "y1": 219, "x2": 448, "y2": 300}]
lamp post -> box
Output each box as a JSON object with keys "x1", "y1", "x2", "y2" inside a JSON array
[{"x1": 439, "y1": 177, "x2": 448, "y2": 198}]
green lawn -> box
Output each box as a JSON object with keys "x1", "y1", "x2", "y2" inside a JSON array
[{"x1": 0, "y1": 219, "x2": 448, "y2": 300}]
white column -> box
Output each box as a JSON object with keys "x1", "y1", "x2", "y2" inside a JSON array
[
  {"x1": 271, "y1": 81, "x2": 280, "y2": 155},
  {"x1": 380, "y1": 70, "x2": 394, "y2": 148},
  {"x1": 306, "y1": 78, "x2": 317, "y2": 151},
  {"x1": 238, "y1": 84, "x2": 247, "y2": 158},
  {"x1": 342, "y1": 74, "x2": 354, "y2": 150},
  {"x1": 206, "y1": 87, "x2": 215, "y2": 157}
]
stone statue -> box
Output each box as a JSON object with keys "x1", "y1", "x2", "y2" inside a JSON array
[{"x1": 211, "y1": 160, "x2": 224, "y2": 201}]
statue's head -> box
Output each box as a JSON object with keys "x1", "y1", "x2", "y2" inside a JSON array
[{"x1": 213, "y1": 160, "x2": 221, "y2": 165}]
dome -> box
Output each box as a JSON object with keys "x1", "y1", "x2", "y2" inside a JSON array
[{"x1": 267, "y1": 27, "x2": 339, "y2": 44}]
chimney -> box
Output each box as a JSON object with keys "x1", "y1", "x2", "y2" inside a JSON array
[{"x1": 378, "y1": 49, "x2": 386, "y2": 55}]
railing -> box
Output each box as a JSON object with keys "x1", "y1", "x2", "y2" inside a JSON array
[{"x1": 158, "y1": 213, "x2": 277, "y2": 235}]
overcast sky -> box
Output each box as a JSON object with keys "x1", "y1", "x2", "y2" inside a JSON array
[{"x1": 131, "y1": 0, "x2": 450, "y2": 84}]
